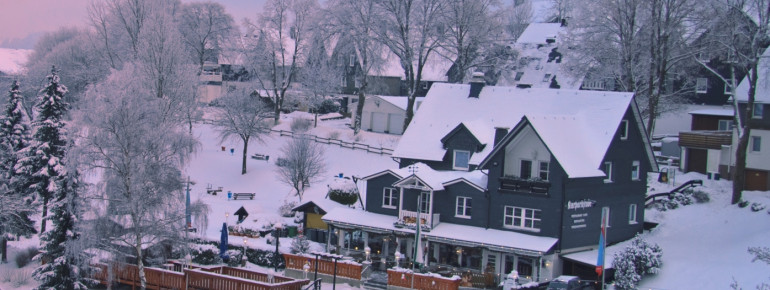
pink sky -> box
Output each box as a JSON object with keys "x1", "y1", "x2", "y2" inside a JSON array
[{"x1": 0, "y1": 0, "x2": 265, "y2": 44}]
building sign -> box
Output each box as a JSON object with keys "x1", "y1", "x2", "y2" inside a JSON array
[{"x1": 567, "y1": 199, "x2": 595, "y2": 229}]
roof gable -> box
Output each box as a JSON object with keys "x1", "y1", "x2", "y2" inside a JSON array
[{"x1": 440, "y1": 123, "x2": 483, "y2": 149}]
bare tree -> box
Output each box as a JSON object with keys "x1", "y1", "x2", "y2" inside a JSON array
[
  {"x1": 276, "y1": 136, "x2": 325, "y2": 202},
  {"x1": 178, "y1": 1, "x2": 237, "y2": 70},
  {"x1": 245, "y1": 0, "x2": 318, "y2": 125},
  {"x1": 299, "y1": 32, "x2": 343, "y2": 128},
  {"x1": 504, "y1": 0, "x2": 532, "y2": 40},
  {"x1": 374, "y1": 0, "x2": 447, "y2": 132},
  {"x1": 210, "y1": 88, "x2": 273, "y2": 175},
  {"x1": 693, "y1": 0, "x2": 770, "y2": 204},
  {"x1": 324, "y1": 0, "x2": 386, "y2": 134},
  {"x1": 439, "y1": 0, "x2": 501, "y2": 83},
  {"x1": 79, "y1": 64, "x2": 197, "y2": 289}
]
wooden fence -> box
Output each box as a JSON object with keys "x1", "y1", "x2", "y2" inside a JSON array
[
  {"x1": 271, "y1": 129, "x2": 394, "y2": 155},
  {"x1": 386, "y1": 269, "x2": 461, "y2": 290},
  {"x1": 92, "y1": 262, "x2": 308, "y2": 290},
  {"x1": 283, "y1": 253, "x2": 362, "y2": 280}
]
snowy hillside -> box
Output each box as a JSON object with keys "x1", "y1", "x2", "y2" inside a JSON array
[{"x1": 0, "y1": 48, "x2": 31, "y2": 74}]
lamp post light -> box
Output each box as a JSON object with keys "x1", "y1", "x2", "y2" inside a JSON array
[
  {"x1": 303, "y1": 261, "x2": 310, "y2": 279},
  {"x1": 364, "y1": 246, "x2": 371, "y2": 262},
  {"x1": 395, "y1": 251, "x2": 402, "y2": 268},
  {"x1": 226, "y1": 212, "x2": 229, "y2": 225}
]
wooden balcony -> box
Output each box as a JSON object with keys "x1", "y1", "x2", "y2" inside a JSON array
[
  {"x1": 284, "y1": 253, "x2": 363, "y2": 280},
  {"x1": 387, "y1": 269, "x2": 461, "y2": 290},
  {"x1": 499, "y1": 176, "x2": 550, "y2": 194},
  {"x1": 679, "y1": 130, "x2": 732, "y2": 150}
]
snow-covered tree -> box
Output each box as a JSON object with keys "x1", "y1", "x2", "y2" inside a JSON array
[
  {"x1": 439, "y1": 0, "x2": 501, "y2": 83},
  {"x1": 290, "y1": 234, "x2": 311, "y2": 254},
  {"x1": 210, "y1": 87, "x2": 272, "y2": 175},
  {"x1": 79, "y1": 64, "x2": 197, "y2": 289},
  {"x1": 16, "y1": 67, "x2": 70, "y2": 234},
  {"x1": 276, "y1": 136, "x2": 325, "y2": 202},
  {"x1": 612, "y1": 235, "x2": 663, "y2": 289},
  {"x1": 0, "y1": 81, "x2": 36, "y2": 263},
  {"x1": 179, "y1": 1, "x2": 237, "y2": 70},
  {"x1": 33, "y1": 169, "x2": 92, "y2": 290}
]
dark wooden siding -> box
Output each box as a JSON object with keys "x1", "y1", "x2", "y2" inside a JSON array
[
  {"x1": 738, "y1": 103, "x2": 770, "y2": 130},
  {"x1": 691, "y1": 114, "x2": 733, "y2": 131},
  {"x1": 433, "y1": 182, "x2": 487, "y2": 228},
  {"x1": 364, "y1": 173, "x2": 401, "y2": 216}
]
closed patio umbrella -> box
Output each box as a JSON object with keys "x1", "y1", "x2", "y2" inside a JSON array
[{"x1": 220, "y1": 223, "x2": 229, "y2": 260}]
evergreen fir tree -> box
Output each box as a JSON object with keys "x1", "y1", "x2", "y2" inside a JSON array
[
  {"x1": 17, "y1": 66, "x2": 69, "y2": 234},
  {"x1": 33, "y1": 169, "x2": 91, "y2": 290},
  {"x1": 0, "y1": 81, "x2": 36, "y2": 263}
]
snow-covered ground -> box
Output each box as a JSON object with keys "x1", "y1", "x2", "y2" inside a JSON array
[
  {"x1": 0, "y1": 48, "x2": 31, "y2": 74},
  {"x1": 3, "y1": 112, "x2": 770, "y2": 290}
]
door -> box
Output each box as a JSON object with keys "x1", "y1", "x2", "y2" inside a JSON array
[
  {"x1": 686, "y1": 148, "x2": 707, "y2": 174},
  {"x1": 745, "y1": 169, "x2": 769, "y2": 191},
  {"x1": 371, "y1": 112, "x2": 388, "y2": 132},
  {"x1": 388, "y1": 113, "x2": 404, "y2": 134}
]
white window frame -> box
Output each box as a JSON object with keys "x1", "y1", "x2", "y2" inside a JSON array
[
  {"x1": 453, "y1": 150, "x2": 471, "y2": 171},
  {"x1": 604, "y1": 162, "x2": 613, "y2": 183},
  {"x1": 631, "y1": 161, "x2": 640, "y2": 181},
  {"x1": 538, "y1": 161, "x2": 549, "y2": 181},
  {"x1": 419, "y1": 192, "x2": 431, "y2": 213},
  {"x1": 504, "y1": 206, "x2": 541, "y2": 231},
  {"x1": 753, "y1": 103, "x2": 764, "y2": 119},
  {"x1": 628, "y1": 204, "x2": 638, "y2": 224},
  {"x1": 382, "y1": 187, "x2": 397, "y2": 209},
  {"x1": 620, "y1": 119, "x2": 629, "y2": 140},
  {"x1": 696, "y1": 78, "x2": 708, "y2": 94},
  {"x1": 455, "y1": 196, "x2": 472, "y2": 219},
  {"x1": 718, "y1": 119, "x2": 733, "y2": 131},
  {"x1": 520, "y1": 159, "x2": 533, "y2": 179},
  {"x1": 349, "y1": 54, "x2": 355, "y2": 67},
  {"x1": 603, "y1": 206, "x2": 611, "y2": 227},
  {"x1": 724, "y1": 79, "x2": 733, "y2": 94},
  {"x1": 752, "y1": 136, "x2": 762, "y2": 153}
]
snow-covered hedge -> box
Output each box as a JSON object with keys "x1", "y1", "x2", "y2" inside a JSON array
[
  {"x1": 328, "y1": 189, "x2": 358, "y2": 205},
  {"x1": 612, "y1": 235, "x2": 663, "y2": 289}
]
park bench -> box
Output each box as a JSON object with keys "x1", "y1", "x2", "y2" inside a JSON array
[
  {"x1": 206, "y1": 184, "x2": 223, "y2": 195},
  {"x1": 232, "y1": 192, "x2": 256, "y2": 200},
  {"x1": 251, "y1": 153, "x2": 269, "y2": 161}
]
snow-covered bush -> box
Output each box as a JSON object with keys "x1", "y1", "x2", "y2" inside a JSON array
[
  {"x1": 280, "y1": 200, "x2": 297, "y2": 217},
  {"x1": 191, "y1": 244, "x2": 223, "y2": 265},
  {"x1": 691, "y1": 190, "x2": 710, "y2": 203},
  {"x1": 290, "y1": 118, "x2": 312, "y2": 133},
  {"x1": 290, "y1": 235, "x2": 311, "y2": 254},
  {"x1": 612, "y1": 235, "x2": 663, "y2": 289},
  {"x1": 15, "y1": 246, "x2": 37, "y2": 268},
  {"x1": 225, "y1": 249, "x2": 244, "y2": 267},
  {"x1": 751, "y1": 202, "x2": 766, "y2": 212},
  {"x1": 739, "y1": 200, "x2": 750, "y2": 208},
  {"x1": 328, "y1": 188, "x2": 358, "y2": 205}
]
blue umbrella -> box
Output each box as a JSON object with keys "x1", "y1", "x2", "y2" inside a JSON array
[{"x1": 220, "y1": 222, "x2": 229, "y2": 260}]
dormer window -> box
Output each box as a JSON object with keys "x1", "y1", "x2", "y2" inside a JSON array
[
  {"x1": 753, "y1": 103, "x2": 764, "y2": 119},
  {"x1": 604, "y1": 161, "x2": 613, "y2": 183},
  {"x1": 453, "y1": 150, "x2": 470, "y2": 171},
  {"x1": 696, "y1": 78, "x2": 708, "y2": 94},
  {"x1": 619, "y1": 119, "x2": 628, "y2": 140}
]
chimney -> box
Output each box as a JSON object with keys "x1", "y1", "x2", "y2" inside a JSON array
[
  {"x1": 469, "y1": 72, "x2": 485, "y2": 98},
  {"x1": 494, "y1": 127, "x2": 509, "y2": 146}
]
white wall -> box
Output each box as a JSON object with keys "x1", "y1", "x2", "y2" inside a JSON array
[
  {"x1": 360, "y1": 96, "x2": 407, "y2": 134},
  {"x1": 504, "y1": 125, "x2": 551, "y2": 177}
]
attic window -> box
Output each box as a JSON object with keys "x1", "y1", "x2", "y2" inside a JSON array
[
  {"x1": 724, "y1": 80, "x2": 733, "y2": 95},
  {"x1": 619, "y1": 120, "x2": 629, "y2": 140},
  {"x1": 696, "y1": 78, "x2": 708, "y2": 94},
  {"x1": 349, "y1": 55, "x2": 355, "y2": 67},
  {"x1": 542, "y1": 74, "x2": 552, "y2": 83},
  {"x1": 514, "y1": 72, "x2": 524, "y2": 81},
  {"x1": 453, "y1": 150, "x2": 470, "y2": 171}
]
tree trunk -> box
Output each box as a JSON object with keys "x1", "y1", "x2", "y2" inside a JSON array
[
  {"x1": 40, "y1": 195, "x2": 49, "y2": 233},
  {"x1": 733, "y1": 128, "x2": 750, "y2": 204},
  {"x1": 1, "y1": 237, "x2": 7, "y2": 263},
  {"x1": 403, "y1": 94, "x2": 416, "y2": 133},
  {"x1": 354, "y1": 91, "x2": 366, "y2": 134},
  {"x1": 136, "y1": 241, "x2": 147, "y2": 290},
  {"x1": 241, "y1": 138, "x2": 249, "y2": 175}
]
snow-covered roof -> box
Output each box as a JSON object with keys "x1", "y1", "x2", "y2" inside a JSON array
[
  {"x1": 292, "y1": 196, "x2": 348, "y2": 215},
  {"x1": 393, "y1": 84, "x2": 637, "y2": 178},
  {"x1": 323, "y1": 206, "x2": 556, "y2": 255},
  {"x1": 362, "y1": 162, "x2": 487, "y2": 191},
  {"x1": 688, "y1": 108, "x2": 734, "y2": 117},
  {"x1": 735, "y1": 47, "x2": 770, "y2": 103},
  {"x1": 378, "y1": 96, "x2": 426, "y2": 111},
  {"x1": 0, "y1": 48, "x2": 30, "y2": 74},
  {"x1": 516, "y1": 23, "x2": 562, "y2": 44},
  {"x1": 372, "y1": 51, "x2": 451, "y2": 82}
]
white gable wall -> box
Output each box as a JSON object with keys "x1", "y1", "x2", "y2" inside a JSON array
[
  {"x1": 359, "y1": 96, "x2": 407, "y2": 134},
  {"x1": 503, "y1": 125, "x2": 551, "y2": 177}
]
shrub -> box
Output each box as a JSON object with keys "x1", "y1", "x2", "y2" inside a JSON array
[
  {"x1": 279, "y1": 200, "x2": 297, "y2": 217},
  {"x1": 290, "y1": 118, "x2": 312, "y2": 133},
  {"x1": 739, "y1": 200, "x2": 750, "y2": 208},
  {"x1": 691, "y1": 190, "x2": 710, "y2": 203},
  {"x1": 316, "y1": 99, "x2": 340, "y2": 114},
  {"x1": 290, "y1": 235, "x2": 311, "y2": 254},
  {"x1": 15, "y1": 246, "x2": 38, "y2": 268},
  {"x1": 751, "y1": 202, "x2": 766, "y2": 212},
  {"x1": 328, "y1": 189, "x2": 358, "y2": 205},
  {"x1": 191, "y1": 244, "x2": 223, "y2": 265},
  {"x1": 612, "y1": 236, "x2": 663, "y2": 289},
  {"x1": 225, "y1": 249, "x2": 244, "y2": 267}
]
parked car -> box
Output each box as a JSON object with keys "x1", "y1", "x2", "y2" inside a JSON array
[{"x1": 546, "y1": 276, "x2": 597, "y2": 290}]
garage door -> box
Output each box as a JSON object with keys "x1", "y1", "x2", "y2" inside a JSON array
[
  {"x1": 745, "y1": 169, "x2": 769, "y2": 191},
  {"x1": 371, "y1": 112, "x2": 388, "y2": 132},
  {"x1": 686, "y1": 148, "x2": 707, "y2": 174},
  {"x1": 388, "y1": 114, "x2": 404, "y2": 134}
]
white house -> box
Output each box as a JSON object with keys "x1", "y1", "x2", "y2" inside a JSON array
[{"x1": 351, "y1": 95, "x2": 425, "y2": 135}]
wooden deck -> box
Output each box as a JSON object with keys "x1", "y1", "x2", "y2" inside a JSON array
[{"x1": 92, "y1": 262, "x2": 308, "y2": 290}]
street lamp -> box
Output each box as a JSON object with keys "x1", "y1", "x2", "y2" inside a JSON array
[
  {"x1": 395, "y1": 251, "x2": 402, "y2": 268},
  {"x1": 364, "y1": 246, "x2": 371, "y2": 262},
  {"x1": 242, "y1": 238, "x2": 248, "y2": 267},
  {"x1": 225, "y1": 212, "x2": 229, "y2": 225},
  {"x1": 273, "y1": 223, "x2": 283, "y2": 271},
  {"x1": 303, "y1": 261, "x2": 311, "y2": 279}
]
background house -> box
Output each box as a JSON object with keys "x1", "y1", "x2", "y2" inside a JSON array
[
  {"x1": 678, "y1": 108, "x2": 734, "y2": 177},
  {"x1": 348, "y1": 95, "x2": 425, "y2": 135}
]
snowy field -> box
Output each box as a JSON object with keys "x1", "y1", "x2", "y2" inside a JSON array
[{"x1": 2, "y1": 112, "x2": 770, "y2": 289}]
